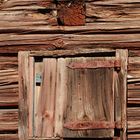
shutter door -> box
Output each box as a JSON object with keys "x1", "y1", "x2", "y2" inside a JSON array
[
  {"x1": 19, "y1": 49, "x2": 127, "y2": 140},
  {"x1": 55, "y1": 57, "x2": 115, "y2": 138}
]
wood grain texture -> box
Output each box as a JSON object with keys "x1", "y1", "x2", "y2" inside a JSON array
[
  {"x1": 0, "y1": 0, "x2": 139, "y2": 52},
  {"x1": 0, "y1": 134, "x2": 19, "y2": 140},
  {"x1": 0, "y1": 109, "x2": 18, "y2": 131},
  {"x1": 116, "y1": 50, "x2": 128, "y2": 140},
  {"x1": 0, "y1": 34, "x2": 139, "y2": 53},
  {"x1": 55, "y1": 57, "x2": 115, "y2": 138},
  {"x1": 127, "y1": 56, "x2": 140, "y2": 139},
  {"x1": 18, "y1": 51, "x2": 30, "y2": 140},
  {"x1": 35, "y1": 59, "x2": 56, "y2": 138},
  {"x1": 0, "y1": 69, "x2": 18, "y2": 106}
]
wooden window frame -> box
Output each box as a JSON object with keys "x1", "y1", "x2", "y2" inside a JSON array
[{"x1": 18, "y1": 49, "x2": 128, "y2": 140}]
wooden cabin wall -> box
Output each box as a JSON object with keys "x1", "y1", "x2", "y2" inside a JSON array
[{"x1": 0, "y1": 0, "x2": 139, "y2": 139}]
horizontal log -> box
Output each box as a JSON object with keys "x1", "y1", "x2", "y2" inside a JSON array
[
  {"x1": 129, "y1": 50, "x2": 140, "y2": 57},
  {"x1": 0, "y1": 109, "x2": 18, "y2": 131},
  {"x1": 86, "y1": 1, "x2": 140, "y2": 22},
  {"x1": 128, "y1": 121, "x2": 140, "y2": 133},
  {"x1": 0, "y1": 134, "x2": 19, "y2": 140},
  {"x1": 128, "y1": 134, "x2": 140, "y2": 139},
  {"x1": 0, "y1": 69, "x2": 18, "y2": 106},
  {"x1": 1, "y1": 21, "x2": 139, "y2": 34},
  {"x1": 127, "y1": 107, "x2": 140, "y2": 121},
  {"x1": 0, "y1": 34, "x2": 139, "y2": 53}
]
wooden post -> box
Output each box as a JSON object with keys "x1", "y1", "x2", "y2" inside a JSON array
[
  {"x1": 18, "y1": 52, "x2": 30, "y2": 140},
  {"x1": 116, "y1": 49, "x2": 128, "y2": 140}
]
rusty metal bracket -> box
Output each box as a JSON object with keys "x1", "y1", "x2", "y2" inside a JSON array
[
  {"x1": 64, "y1": 121, "x2": 116, "y2": 130},
  {"x1": 68, "y1": 60, "x2": 121, "y2": 69}
]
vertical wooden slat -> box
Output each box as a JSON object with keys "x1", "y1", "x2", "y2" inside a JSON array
[
  {"x1": 29, "y1": 57, "x2": 35, "y2": 137},
  {"x1": 19, "y1": 51, "x2": 30, "y2": 140},
  {"x1": 34, "y1": 62, "x2": 43, "y2": 137},
  {"x1": 35, "y1": 58, "x2": 57, "y2": 137},
  {"x1": 54, "y1": 58, "x2": 67, "y2": 138},
  {"x1": 116, "y1": 49, "x2": 128, "y2": 140}
]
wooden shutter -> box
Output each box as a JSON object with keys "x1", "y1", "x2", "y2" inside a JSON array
[{"x1": 19, "y1": 49, "x2": 127, "y2": 140}]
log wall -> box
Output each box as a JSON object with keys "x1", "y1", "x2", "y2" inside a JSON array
[{"x1": 0, "y1": 0, "x2": 139, "y2": 139}]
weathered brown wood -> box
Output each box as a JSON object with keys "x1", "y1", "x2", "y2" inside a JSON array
[
  {"x1": 0, "y1": 134, "x2": 19, "y2": 140},
  {"x1": 0, "y1": 21, "x2": 139, "y2": 34},
  {"x1": 30, "y1": 49, "x2": 115, "y2": 57},
  {"x1": 19, "y1": 51, "x2": 30, "y2": 140},
  {"x1": 0, "y1": 109, "x2": 18, "y2": 131},
  {"x1": 57, "y1": 0, "x2": 85, "y2": 26},
  {"x1": 68, "y1": 60, "x2": 121, "y2": 69},
  {"x1": 54, "y1": 58, "x2": 67, "y2": 138},
  {"x1": 28, "y1": 138, "x2": 60, "y2": 140},
  {"x1": 0, "y1": 69, "x2": 18, "y2": 106},
  {"x1": 64, "y1": 121, "x2": 115, "y2": 130},
  {"x1": 116, "y1": 49, "x2": 128, "y2": 140},
  {"x1": 35, "y1": 59, "x2": 56, "y2": 138},
  {"x1": 127, "y1": 56, "x2": 140, "y2": 139},
  {"x1": 28, "y1": 57, "x2": 35, "y2": 137},
  {"x1": 0, "y1": 34, "x2": 139, "y2": 53},
  {"x1": 55, "y1": 57, "x2": 115, "y2": 138},
  {"x1": 86, "y1": 0, "x2": 140, "y2": 22}
]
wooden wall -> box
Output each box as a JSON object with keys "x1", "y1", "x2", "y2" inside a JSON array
[{"x1": 0, "y1": 0, "x2": 139, "y2": 139}]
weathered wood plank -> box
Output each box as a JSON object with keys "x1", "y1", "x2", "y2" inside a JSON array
[
  {"x1": 0, "y1": 134, "x2": 19, "y2": 140},
  {"x1": 54, "y1": 58, "x2": 67, "y2": 138},
  {"x1": 86, "y1": 0, "x2": 140, "y2": 22},
  {"x1": 0, "y1": 21, "x2": 139, "y2": 34},
  {"x1": 19, "y1": 51, "x2": 30, "y2": 140},
  {"x1": 116, "y1": 49, "x2": 128, "y2": 140},
  {"x1": 35, "y1": 59, "x2": 56, "y2": 137},
  {"x1": 28, "y1": 57, "x2": 34, "y2": 137},
  {"x1": 0, "y1": 109, "x2": 18, "y2": 131},
  {"x1": 0, "y1": 69, "x2": 18, "y2": 106},
  {"x1": 0, "y1": 34, "x2": 139, "y2": 53}
]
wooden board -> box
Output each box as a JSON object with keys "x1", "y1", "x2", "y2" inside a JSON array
[
  {"x1": 34, "y1": 59, "x2": 57, "y2": 138},
  {"x1": 55, "y1": 57, "x2": 115, "y2": 138}
]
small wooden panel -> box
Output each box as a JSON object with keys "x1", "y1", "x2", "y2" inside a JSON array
[{"x1": 55, "y1": 57, "x2": 114, "y2": 138}]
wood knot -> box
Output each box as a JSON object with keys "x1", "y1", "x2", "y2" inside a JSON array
[{"x1": 53, "y1": 38, "x2": 65, "y2": 48}]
